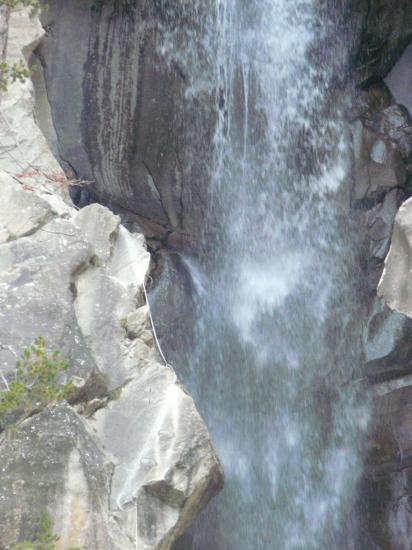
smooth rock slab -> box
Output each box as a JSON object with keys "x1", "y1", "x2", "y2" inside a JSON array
[
  {"x1": 94, "y1": 364, "x2": 223, "y2": 550},
  {"x1": 378, "y1": 196, "x2": 412, "y2": 317}
]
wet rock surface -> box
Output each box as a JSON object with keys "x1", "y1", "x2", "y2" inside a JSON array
[{"x1": 348, "y1": 7, "x2": 412, "y2": 543}]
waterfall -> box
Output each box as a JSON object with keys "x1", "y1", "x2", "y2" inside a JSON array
[{"x1": 159, "y1": 1, "x2": 370, "y2": 548}]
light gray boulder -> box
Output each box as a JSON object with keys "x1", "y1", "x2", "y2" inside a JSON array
[
  {"x1": 0, "y1": 172, "x2": 223, "y2": 550},
  {"x1": 363, "y1": 296, "x2": 412, "y2": 383},
  {"x1": 0, "y1": 176, "x2": 51, "y2": 242},
  {"x1": 0, "y1": 174, "x2": 97, "y2": 383},
  {"x1": 378, "y1": 197, "x2": 412, "y2": 318},
  {"x1": 363, "y1": 189, "x2": 402, "y2": 261}
]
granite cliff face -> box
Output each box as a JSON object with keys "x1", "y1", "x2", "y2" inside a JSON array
[
  {"x1": 0, "y1": 8, "x2": 223, "y2": 549},
  {"x1": 32, "y1": 1, "x2": 412, "y2": 547},
  {"x1": 3, "y1": 1, "x2": 412, "y2": 548}
]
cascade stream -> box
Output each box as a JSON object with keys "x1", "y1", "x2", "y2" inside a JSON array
[
  {"x1": 161, "y1": 1, "x2": 370, "y2": 548},
  {"x1": 5, "y1": 0, "x2": 412, "y2": 547}
]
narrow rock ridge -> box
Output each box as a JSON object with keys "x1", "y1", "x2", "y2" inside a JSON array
[{"x1": 0, "y1": 8, "x2": 223, "y2": 549}]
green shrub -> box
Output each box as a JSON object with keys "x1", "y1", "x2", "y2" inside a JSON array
[
  {"x1": 11, "y1": 508, "x2": 82, "y2": 550},
  {"x1": 0, "y1": 0, "x2": 40, "y2": 10},
  {"x1": 12, "y1": 509, "x2": 59, "y2": 550},
  {"x1": 0, "y1": 0, "x2": 41, "y2": 91},
  {"x1": 0, "y1": 337, "x2": 74, "y2": 425},
  {"x1": 0, "y1": 60, "x2": 31, "y2": 92}
]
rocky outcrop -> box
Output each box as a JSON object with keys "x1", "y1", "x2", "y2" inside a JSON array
[
  {"x1": 348, "y1": 6, "x2": 412, "y2": 540},
  {"x1": 355, "y1": 197, "x2": 412, "y2": 549},
  {"x1": 0, "y1": 8, "x2": 223, "y2": 549},
  {"x1": 348, "y1": 5, "x2": 412, "y2": 543},
  {"x1": 351, "y1": 76, "x2": 412, "y2": 380}
]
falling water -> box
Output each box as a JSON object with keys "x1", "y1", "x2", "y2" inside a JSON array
[{"x1": 157, "y1": 1, "x2": 369, "y2": 548}]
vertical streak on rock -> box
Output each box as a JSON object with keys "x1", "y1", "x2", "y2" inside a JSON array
[{"x1": 81, "y1": 1, "x2": 178, "y2": 227}]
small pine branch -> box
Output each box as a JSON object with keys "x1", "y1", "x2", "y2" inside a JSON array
[
  {"x1": 0, "y1": 60, "x2": 32, "y2": 92},
  {"x1": 0, "y1": 337, "x2": 74, "y2": 428},
  {"x1": 0, "y1": 0, "x2": 40, "y2": 10},
  {"x1": 11, "y1": 509, "x2": 58, "y2": 549}
]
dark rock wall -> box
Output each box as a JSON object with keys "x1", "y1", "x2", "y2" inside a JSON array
[
  {"x1": 36, "y1": 0, "x2": 412, "y2": 241},
  {"x1": 347, "y1": 0, "x2": 412, "y2": 85},
  {"x1": 351, "y1": 88, "x2": 412, "y2": 547},
  {"x1": 36, "y1": 0, "x2": 215, "y2": 249}
]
